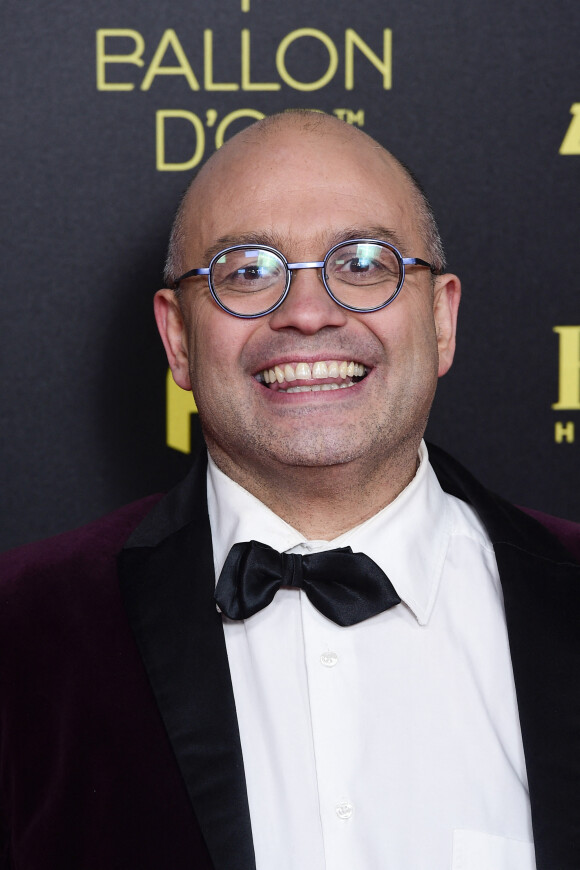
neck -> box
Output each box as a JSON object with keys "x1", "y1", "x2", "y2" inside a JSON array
[{"x1": 207, "y1": 442, "x2": 421, "y2": 540}]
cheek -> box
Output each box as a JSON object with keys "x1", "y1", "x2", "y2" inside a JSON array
[
  {"x1": 186, "y1": 306, "x2": 257, "y2": 396},
  {"x1": 402, "y1": 291, "x2": 439, "y2": 343},
  {"x1": 376, "y1": 308, "x2": 440, "y2": 396},
  {"x1": 372, "y1": 296, "x2": 438, "y2": 358}
]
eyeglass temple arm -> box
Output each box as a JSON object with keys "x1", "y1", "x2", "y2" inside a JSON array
[
  {"x1": 172, "y1": 267, "x2": 210, "y2": 288},
  {"x1": 403, "y1": 257, "x2": 439, "y2": 274}
]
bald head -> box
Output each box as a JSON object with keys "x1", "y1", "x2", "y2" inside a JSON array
[{"x1": 163, "y1": 111, "x2": 445, "y2": 288}]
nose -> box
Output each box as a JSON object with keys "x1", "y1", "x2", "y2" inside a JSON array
[{"x1": 268, "y1": 266, "x2": 349, "y2": 334}]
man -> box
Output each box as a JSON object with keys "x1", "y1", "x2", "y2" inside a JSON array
[{"x1": 1, "y1": 112, "x2": 579, "y2": 870}]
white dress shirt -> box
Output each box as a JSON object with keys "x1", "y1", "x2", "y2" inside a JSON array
[{"x1": 207, "y1": 443, "x2": 536, "y2": 870}]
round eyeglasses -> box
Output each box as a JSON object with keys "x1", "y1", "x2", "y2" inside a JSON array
[{"x1": 172, "y1": 239, "x2": 438, "y2": 318}]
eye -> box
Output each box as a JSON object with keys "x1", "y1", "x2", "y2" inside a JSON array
[
  {"x1": 328, "y1": 243, "x2": 400, "y2": 286},
  {"x1": 213, "y1": 249, "x2": 286, "y2": 294},
  {"x1": 237, "y1": 264, "x2": 275, "y2": 282},
  {"x1": 341, "y1": 256, "x2": 375, "y2": 274}
]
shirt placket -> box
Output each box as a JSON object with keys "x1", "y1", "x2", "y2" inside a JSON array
[{"x1": 301, "y1": 595, "x2": 361, "y2": 870}]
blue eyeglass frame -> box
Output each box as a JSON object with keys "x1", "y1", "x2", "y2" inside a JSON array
[{"x1": 172, "y1": 238, "x2": 438, "y2": 319}]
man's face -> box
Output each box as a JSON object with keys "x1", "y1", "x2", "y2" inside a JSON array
[{"x1": 156, "y1": 122, "x2": 459, "y2": 485}]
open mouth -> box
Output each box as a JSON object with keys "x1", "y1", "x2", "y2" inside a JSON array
[{"x1": 254, "y1": 359, "x2": 368, "y2": 393}]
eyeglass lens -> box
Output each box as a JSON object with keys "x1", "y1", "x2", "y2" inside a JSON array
[{"x1": 210, "y1": 242, "x2": 402, "y2": 315}]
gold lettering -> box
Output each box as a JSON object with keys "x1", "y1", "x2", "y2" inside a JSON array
[
  {"x1": 141, "y1": 29, "x2": 200, "y2": 91},
  {"x1": 276, "y1": 28, "x2": 338, "y2": 91},
  {"x1": 552, "y1": 326, "x2": 580, "y2": 409},
  {"x1": 156, "y1": 110, "x2": 205, "y2": 171},
  {"x1": 241, "y1": 30, "x2": 280, "y2": 91},
  {"x1": 555, "y1": 421, "x2": 575, "y2": 443},
  {"x1": 345, "y1": 29, "x2": 392, "y2": 91},
  {"x1": 559, "y1": 103, "x2": 580, "y2": 155},
  {"x1": 204, "y1": 30, "x2": 239, "y2": 91},
  {"x1": 215, "y1": 109, "x2": 266, "y2": 149},
  {"x1": 166, "y1": 369, "x2": 198, "y2": 454},
  {"x1": 333, "y1": 108, "x2": 365, "y2": 126},
  {"x1": 96, "y1": 29, "x2": 145, "y2": 91}
]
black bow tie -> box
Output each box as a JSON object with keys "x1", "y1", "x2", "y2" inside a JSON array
[{"x1": 215, "y1": 540, "x2": 401, "y2": 627}]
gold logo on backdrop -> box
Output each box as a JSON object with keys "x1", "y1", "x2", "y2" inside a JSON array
[
  {"x1": 96, "y1": 25, "x2": 391, "y2": 171},
  {"x1": 552, "y1": 327, "x2": 580, "y2": 410},
  {"x1": 96, "y1": 28, "x2": 391, "y2": 93},
  {"x1": 554, "y1": 421, "x2": 575, "y2": 443},
  {"x1": 553, "y1": 326, "x2": 580, "y2": 445},
  {"x1": 559, "y1": 104, "x2": 580, "y2": 155},
  {"x1": 166, "y1": 369, "x2": 197, "y2": 454}
]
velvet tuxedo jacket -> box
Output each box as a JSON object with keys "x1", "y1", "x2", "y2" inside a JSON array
[{"x1": 1, "y1": 444, "x2": 579, "y2": 870}]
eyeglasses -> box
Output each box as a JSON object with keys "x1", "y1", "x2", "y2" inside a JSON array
[{"x1": 172, "y1": 239, "x2": 438, "y2": 319}]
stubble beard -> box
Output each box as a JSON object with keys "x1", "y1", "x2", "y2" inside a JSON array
[{"x1": 201, "y1": 387, "x2": 433, "y2": 502}]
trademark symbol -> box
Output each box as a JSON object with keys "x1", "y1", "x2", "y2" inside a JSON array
[{"x1": 333, "y1": 108, "x2": 365, "y2": 126}]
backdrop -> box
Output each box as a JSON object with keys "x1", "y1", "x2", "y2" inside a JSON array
[{"x1": 1, "y1": 0, "x2": 579, "y2": 551}]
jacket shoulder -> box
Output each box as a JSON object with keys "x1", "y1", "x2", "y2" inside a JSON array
[
  {"x1": 0, "y1": 494, "x2": 164, "y2": 596},
  {"x1": 520, "y1": 507, "x2": 580, "y2": 563}
]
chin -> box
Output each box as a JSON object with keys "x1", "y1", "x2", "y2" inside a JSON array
[{"x1": 260, "y1": 432, "x2": 371, "y2": 470}]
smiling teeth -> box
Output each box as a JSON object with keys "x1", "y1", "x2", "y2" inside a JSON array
[{"x1": 261, "y1": 360, "x2": 365, "y2": 384}]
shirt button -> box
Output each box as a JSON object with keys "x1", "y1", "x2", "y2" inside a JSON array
[
  {"x1": 335, "y1": 801, "x2": 353, "y2": 820},
  {"x1": 320, "y1": 651, "x2": 338, "y2": 667}
]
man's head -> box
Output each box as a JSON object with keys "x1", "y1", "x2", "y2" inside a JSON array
[{"x1": 154, "y1": 112, "x2": 460, "y2": 513}]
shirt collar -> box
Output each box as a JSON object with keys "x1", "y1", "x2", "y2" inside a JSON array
[{"x1": 207, "y1": 442, "x2": 452, "y2": 625}]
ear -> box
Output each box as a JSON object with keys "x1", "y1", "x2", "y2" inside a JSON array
[
  {"x1": 153, "y1": 289, "x2": 192, "y2": 390},
  {"x1": 433, "y1": 273, "x2": 461, "y2": 377}
]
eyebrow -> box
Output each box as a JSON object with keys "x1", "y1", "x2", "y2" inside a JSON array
[
  {"x1": 202, "y1": 232, "x2": 282, "y2": 263},
  {"x1": 326, "y1": 226, "x2": 408, "y2": 254},
  {"x1": 200, "y1": 225, "x2": 410, "y2": 265}
]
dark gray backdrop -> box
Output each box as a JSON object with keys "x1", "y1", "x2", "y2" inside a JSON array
[{"x1": 1, "y1": 0, "x2": 579, "y2": 551}]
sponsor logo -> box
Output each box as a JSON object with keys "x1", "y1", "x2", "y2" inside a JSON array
[
  {"x1": 553, "y1": 326, "x2": 580, "y2": 444},
  {"x1": 560, "y1": 104, "x2": 580, "y2": 155},
  {"x1": 95, "y1": 2, "x2": 392, "y2": 170}
]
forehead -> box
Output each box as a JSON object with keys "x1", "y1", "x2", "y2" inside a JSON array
[{"x1": 182, "y1": 123, "x2": 421, "y2": 259}]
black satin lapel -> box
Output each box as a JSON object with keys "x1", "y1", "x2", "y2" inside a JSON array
[
  {"x1": 429, "y1": 442, "x2": 580, "y2": 869},
  {"x1": 117, "y1": 458, "x2": 256, "y2": 870},
  {"x1": 495, "y1": 544, "x2": 580, "y2": 870}
]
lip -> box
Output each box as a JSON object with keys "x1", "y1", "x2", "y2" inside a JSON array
[
  {"x1": 252, "y1": 364, "x2": 372, "y2": 401},
  {"x1": 257, "y1": 380, "x2": 368, "y2": 404}
]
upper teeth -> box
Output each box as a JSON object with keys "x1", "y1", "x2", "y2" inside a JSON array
[{"x1": 260, "y1": 360, "x2": 366, "y2": 385}]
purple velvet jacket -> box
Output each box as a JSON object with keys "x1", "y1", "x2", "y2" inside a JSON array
[{"x1": 1, "y1": 444, "x2": 579, "y2": 870}]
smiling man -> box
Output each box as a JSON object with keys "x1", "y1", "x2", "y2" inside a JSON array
[{"x1": 1, "y1": 112, "x2": 580, "y2": 870}]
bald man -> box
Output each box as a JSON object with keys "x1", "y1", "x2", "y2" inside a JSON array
[{"x1": 1, "y1": 113, "x2": 579, "y2": 870}]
